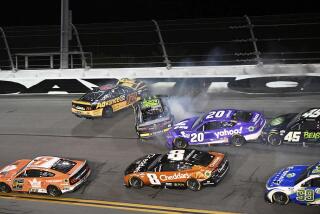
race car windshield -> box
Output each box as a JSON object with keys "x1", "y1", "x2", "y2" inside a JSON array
[
  {"x1": 80, "y1": 91, "x2": 104, "y2": 102},
  {"x1": 141, "y1": 107, "x2": 164, "y2": 122},
  {"x1": 147, "y1": 154, "x2": 165, "y2": 171},
  {"x1": 184, "y1": 150, "x2": 214, "y2": 166},
  {"x1": 51, "y1": 159, "x2": 76, "y2": 173},
  {"x1": 294, "y1": 164, "x2": 315, "y2": 185},
  {"x1": 287, "y1": 112, "x2": 302, "y2": 128},
  {"x1": 192, "y1": 114, "x2": 206, "y2": 129}
]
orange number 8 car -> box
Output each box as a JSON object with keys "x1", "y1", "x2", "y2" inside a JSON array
[
  {"x1": 0, "y1": 156, "x2": 91, "y2": 196},
  {"x1": 124, "y1": 149, "x2": 229, "y2": 191}
]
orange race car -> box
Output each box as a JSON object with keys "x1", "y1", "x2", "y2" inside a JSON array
[
  {"x1": 0, "y1": 156, "x2": 91, "y2": 197},
  {"x1": 124, "y1": 149, "x2": 229, "y2": 191}
]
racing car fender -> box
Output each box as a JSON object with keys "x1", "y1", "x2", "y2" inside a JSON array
[{"x1": 266, "y1": 187, "x2": 292, "y2": 203}]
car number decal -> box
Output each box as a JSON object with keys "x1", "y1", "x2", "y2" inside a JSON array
[
  {"x1": 167, "y1": 150, "x2": 185, "y2": 161},
  {"x1": 296, "y1": 189, "x2": 315, "y2": 202},
  {"x1": 302, "y1": 109, "x2": 320, "y2": 118},
  {"x1": 146, "y1": 173, "x2": 161, "y2": 185},
  {"x1": 206, "y1": 110, "x2": 225, "y2": 119},
  {"x1": 284, "y1": 131, "x2": 301, "y2": 142},
  {"x1": 190, "y1": 133, "x2": 204, "y2": 142}
]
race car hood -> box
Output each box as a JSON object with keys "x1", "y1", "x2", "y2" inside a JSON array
[
  {"x1": 171, "y1": 117, "x2": 199, "y2": 133},
  {"x1": 263, "y1": 113, "x2": 298, "y2": 132},
  {"x1": 0, "y1": 160, "x2": 30, "y2": 179},
  {"x1": 266, "y1": 165, "x2": 308, "y2": 188},
  {"x1": 125, "y1": 154, "x2": 161, "y2": 175}
]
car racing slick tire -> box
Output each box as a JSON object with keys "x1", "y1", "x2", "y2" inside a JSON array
[
  {"x1": 272, "y1": 192, "x2": 290, "y2": 205},
  {"x1": 47, "y1": 185, "x2": 62, "y2": 197},
  {"x1": 129, "y1": 177, "x2": 144, "y2": 189},
  {"x1": 230, "y1": 134, "x2": 246, "y2": 147},
  {"x1": 174, "y1": 138, "x2": 188, "y2": 149},
  {"x1": 186, "y1": 178, "x2": 202, "y2": 191},
  {"x1": 268, "y1": 133, "x2": 282, "y2": 146},
  {"x1": 102, "y1": 106, "x2": 113, "y2": 118},
  {"x1": 0, "y1": 182, "x2": 11, "y2": 193}
]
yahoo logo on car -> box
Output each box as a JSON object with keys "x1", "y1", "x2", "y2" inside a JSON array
[{"x1": 214, "y1": 127, "x2": 243, "y2": 138}]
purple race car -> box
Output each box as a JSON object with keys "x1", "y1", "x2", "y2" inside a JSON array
[{"x1": 166, "y1": 109, "x2": 266, "y2": 149}]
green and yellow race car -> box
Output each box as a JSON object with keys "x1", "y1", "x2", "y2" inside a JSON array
[{"x1": 72, "y1": 78, "x2": 148, "y2": 119}]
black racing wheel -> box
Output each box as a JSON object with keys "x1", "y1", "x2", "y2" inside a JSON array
[
  {"x1": 102, "y1": 106, "x2": 113, "y2": 118},
  {"x1": 0, "y1": 183, "x2": 11, "y2": 193},
  {"x1": 268, "y1": 133, "x2": 282, "y2": 146},
  {"x1": 174, "y1": 138, "x2": 188, "y2": 149},
  {"x1": 129, "y1": 177, "x2": 144, "y2": 189},
  {"x1": 186, "y1": 178, "x2": 202, "y2": 191},
  {"x1": 47, "y1": 185, "x2": 62, "y2": 197},
  {"x1": 272, "y1": 192, "x2": 290, "y2": 205},
  {"x1": 230, "y1": 134, "x2": 246, "y2": 147}
]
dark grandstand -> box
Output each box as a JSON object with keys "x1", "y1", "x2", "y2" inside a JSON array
[{"x1": 0, "y1": 13, "x2": 320, "y2": 70}]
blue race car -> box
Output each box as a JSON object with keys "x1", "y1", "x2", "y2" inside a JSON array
[
  {"x1": 166, "y1": 109, "x2": 266, "y2": 149},
  {"x1": 265, "y1": 162, "x2": 320, "y2": 206}
]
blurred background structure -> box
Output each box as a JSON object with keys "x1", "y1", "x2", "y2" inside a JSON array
[{"x1": 1, "y1": 13, "x2": 320, "y2": 70}]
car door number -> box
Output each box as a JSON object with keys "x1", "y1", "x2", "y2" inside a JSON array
[
  {"x1": 146, "y1": 173, "x2": 161, "y2": 185},
  {"x1": 191, "y1": 133, "x2": 204, "y2": 142},
  {"x1": 296, "y1": 189, "x2": 314, "y2": 201},
  {"x1": 284, "y1": 131, "x2": 301, "y2": 142}
]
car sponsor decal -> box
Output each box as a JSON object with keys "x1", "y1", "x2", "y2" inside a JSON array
[
  {"x1": 214, "y1": 127, "x2": 243, "y2": 138},
  {"x1": 159, "y1": 173, "x2": 191, "y2": 181},
  {"x1": 141, "y1": 99, "x2": 160, "y2": 108},
  {"x1": 97, "y1": 95, "x2": 126, "y2": 108},
  {"x1": 12, "y1": 178, "x2": 24, "y2": 190},
  {"x1": 270, "y1": 117, "x2": 285, "y2": 126},
  {"x1": 273, "y1": 167, "x2": 293, "y2": 185},
  {"x1": 252, "y1": 114, "x2": 260, "y2": 123},
  {"x1": 286, "y1": 173, "x2": 296, "y2": 178},
  {"x1": 209, "y1": 157, "x2": 222, "y2": 168},
  {"x1": 312, "y1": 166, "x2": 320, "y2": 174},
  {"x1": 133, "y1": 154, "x2": 156, "y2": 173},
  {"x1": 29, "y1": 178, "x2": 42, "y2": 188},
  {"x1": 75, "y1": 106, "x2": 85, "y2": 110},
  {"x1": 174, "y1": 121, "x2": 189, "y2": 130},
  {"x1": 304, "y1": 131, "x2": 320, "y2": 139}
]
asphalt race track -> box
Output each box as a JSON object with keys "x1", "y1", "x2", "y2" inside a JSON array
[{"x1": 0, "y1": 93, "x2": 320, "y2": 214}]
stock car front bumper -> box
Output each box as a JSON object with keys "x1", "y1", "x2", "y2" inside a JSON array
[
  {"x1": 203, "y1": 159, "x2": 229, "y2": 186},
  {"x1": 71, "y1": 108, "x2": 103, "y2": 118}
]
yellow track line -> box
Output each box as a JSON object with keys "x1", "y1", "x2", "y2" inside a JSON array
[
  {"x1": 0, "y1": 195, "x2": 179, "y2": 214},
  {"x1": 0, "y1": 193, "x2": 238, "y2": 214}
]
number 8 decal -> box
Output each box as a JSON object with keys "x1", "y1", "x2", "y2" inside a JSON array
[
  {"x1": 167, "y1": 150, "x2": 185, "y2": 161},
  {"x1": 147, "y1": 173, "x2": 161, "y2": 185}
]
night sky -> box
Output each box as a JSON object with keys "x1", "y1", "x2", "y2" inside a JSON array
[{"x1": 0, "y1": 0, "x2": 318, "y2": 27}]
